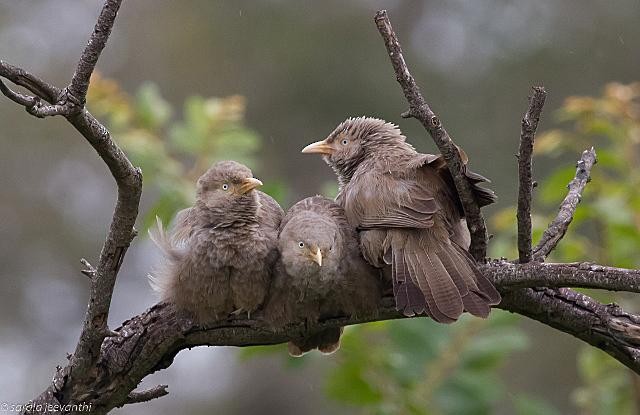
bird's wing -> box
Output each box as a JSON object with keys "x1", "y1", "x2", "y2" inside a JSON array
[
  {"x1": 257, "y1": 191, "x2": 284, "y2": 232},
  {"x1": 419, "y1": 147, "x2": 497, "y2": 209},
  {"x1": 346, "y1": 171, "x2": 440, "y2": 231}
]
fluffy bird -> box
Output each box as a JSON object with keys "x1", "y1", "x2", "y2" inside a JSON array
[
  {"x1": 149, "y1": 160, "x2": 283, "y2": 323},
  {"x1": 265, "y1": 196, "x2": 380, "y2": 356},
  {"x1": 302, "y1": 117, "x2": 500, "y2": 323}
]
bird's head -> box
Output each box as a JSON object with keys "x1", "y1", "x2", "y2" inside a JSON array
[
  {"x1": 195, "y1": 160, "x2": 263, "y2": 220},
  {"x1": 301, "y1": 116, "x2": 412, "y2": 182},
  {"x1": 278, "y1": 212, "x2": 341, "y2": 279}
]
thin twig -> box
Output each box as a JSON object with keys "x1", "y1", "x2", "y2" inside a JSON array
[
  {"x1": 0, "y1": 79, "x2": 37, "y2": 106},
  {"x1": 517, "y1": 86, "x2": 547, "y2": 263},
  {"x1": 124, "y1": 385, "x2": 169, "y2": 405},
  {"x1": 67, "y1": 0, "x2": 124, "y2": 104},
  {"x1": 374, "y1": 10, "x2": 489, "y2": 261},
  {"x1": 533, "y1": 148, "x2": 597, "y2": 260},
  {"x1": 0, "y1": 60, "x2": 60, "y2": 103}
]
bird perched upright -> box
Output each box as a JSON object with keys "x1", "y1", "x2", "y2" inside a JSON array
[
  {"x1": 149, "y1": 160, "x2": 283, "y2": 323},
  {"x1": 265, "y1": 196, "x2": 381, "y2": 356},
  {"x1": 302, "y1": 117, "x2": 500, "y2": 323}
]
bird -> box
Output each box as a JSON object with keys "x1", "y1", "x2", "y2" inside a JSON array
[
  {"x1": 149, "y1": 160, "x2": 283, "y2": 323},
  {"x1": 264, "y1": 196, "x2": 381, "y2": 356},
  {"x1": 301, "y1": 116, "x2": 501, "y2": 323}
]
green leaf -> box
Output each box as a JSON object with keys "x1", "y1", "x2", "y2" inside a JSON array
[{"x1": 135, "y1": 82, "x2": 173, "y2": 130}]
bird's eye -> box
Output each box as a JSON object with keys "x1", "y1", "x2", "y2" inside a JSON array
[
  {"x1": 298, "y1": 242, "x2": 305, "y2": 248},
  {"x1": 341, "y1": 139, "x2": 349, "y2": 145},
  {"x1": 222, "y1": 183, "x2": 229, "y2": 191}
]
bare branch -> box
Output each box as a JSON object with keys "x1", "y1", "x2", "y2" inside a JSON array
[
  {"x1": 123, "y1": 385, "x2": 169, "y2": 405},
  {"x1": 374, "y1": 10, "x2": 489, "y2": 261},
  {"x1": 0, "y1": 79, "x2": 37, "y2": 107},
  {"x1": 517, "y1": 86, "x2": 547, "y2": 263},
  {"x1": 0, "y1": 60, "x2": 60, "y2": 102},
  {"x1": 500, "y1": 287, "x2": 640, "y2": 371},
  {"x1": 67, "y1": 0, "x2": 124, "y2": 104},
  {"x1": 533, "y1": 148, "x2": 597, "y2": 260},
  {"x1": 488, "y1": 260, "x2": 640, "y2": 293},
  {"x1": 0, "y1": 1, "x2": 141, "y2": 409}
]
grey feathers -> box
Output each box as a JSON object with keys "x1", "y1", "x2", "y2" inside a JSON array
[
  {"x1": 264, "y1": 196, "x2": 381, "y2": 356},
  {"x1": 149, "y1": 160, "x2": 283, "y2": 323}
]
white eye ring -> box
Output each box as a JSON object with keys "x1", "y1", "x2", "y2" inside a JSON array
[
  {"x1": 222, "y1": 183, "x2": 229, "y2": 191},
  {"x1": 298, "y1": 242, "x2": 305, "y2": 248},
  {"x1": 341, "y1": 139, "x2": 348, "y2": 145}
]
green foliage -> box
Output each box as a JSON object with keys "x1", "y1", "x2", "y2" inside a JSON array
[
  {"x1": 322, "y1": 312, "x2": 532, "y2": 415},
  {"x1": 491, "y1": 82, "x2": 640, "y2": 413},
  {"x1": 86, "y1": 73, "x2": 270, "y2": 230}
]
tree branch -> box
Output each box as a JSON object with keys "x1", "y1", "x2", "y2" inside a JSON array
[
  {"x1": 533, "y1": 147, "x2": 597, "y2": 261},
  {"x1": 517, "y1": 86, "x2": 547, "y2": 263},
  {"x1": 0, "y1": 60, "x2": 59, "y2": 102},
  {"x1": 0, "y1": 1, "x2": 142, "y2": 413},
  {"x1": 123, "y1": 385, "x2": 169, "y2": 406},
  {"x1": 67, "y1": 0, "x2": 124, "y2": 105},
  {"x1": 374, "y1": 10, "x2": 489, "y2": 262},
  {"x1": 488, "y1": 261, "x2": 640, "y2": 293},
  {"x1": 500, "y1": 287, "x2": 640, "y2": 372},
  {"x1": 50, "y1": 264, "x2": 640, "y2": 414}
]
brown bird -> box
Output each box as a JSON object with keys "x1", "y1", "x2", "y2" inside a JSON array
[
  {"x1": 149, "y1": 160, "x2": 283, "y2": 323},
  {"x1": 302, "y1": 117, "x2": 500, "y2": 323},
  {"x1": 264, "y1": 196, "x2": 381, "y2": 356}
]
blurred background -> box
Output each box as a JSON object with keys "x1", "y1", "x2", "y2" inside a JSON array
[{"x1": 1, "y1": 0, "x2": 640, "y2": 414}]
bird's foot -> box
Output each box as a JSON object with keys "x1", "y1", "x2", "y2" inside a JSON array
[{"x1": 230, "y1": 308, "x2": 251, "y2": 319}]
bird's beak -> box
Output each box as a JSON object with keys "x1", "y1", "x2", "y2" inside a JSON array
[
  {"x1": 311, "y1": 246, "x2": 323, "y2": 267},
  {"x1": 301, "y1": 139, "x2": 334, "y2": 155},
  {"x1": 237, "y1": 177, "x2": 263, "y2": 194}
]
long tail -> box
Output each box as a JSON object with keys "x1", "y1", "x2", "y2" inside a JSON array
[
  {"x1": 288, "y1": 327, "x2": 343, "y2": 357},
  {"x1": 389, "y1": 232, "x2": 500, "y2": 322}
]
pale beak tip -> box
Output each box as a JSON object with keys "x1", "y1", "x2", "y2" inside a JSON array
[{"x1": 313, "y1": 247, "x2": 323, "y2": 267}]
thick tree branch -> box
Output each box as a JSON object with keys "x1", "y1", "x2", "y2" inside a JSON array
[
  {"x1": 490, "y1": 261, "x2": 640, "y2": 293},
  {"x1": 517, "y1": 87, "x2": 547, "y2": 263},
  {"x1": 54, "y1": 263, "x2": 640, "y2": 414},
  {"x1": 374, "y1": 10, "x2": 489, "y2": 262},
  {"x1": 500, "y1": 287, "x2": 640, "y2": 371},
  {"x1": 533, "y1": 148, "x2": 597, "y2": 261}
]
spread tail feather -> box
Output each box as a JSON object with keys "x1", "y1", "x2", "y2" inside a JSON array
[{"x1": 389, "y1": 233, "x2": 501, "y2": 323}]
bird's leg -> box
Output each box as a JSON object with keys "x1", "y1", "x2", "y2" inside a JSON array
[{"x1": 230, "y1": 308, "x2": 252, "y2": 319}]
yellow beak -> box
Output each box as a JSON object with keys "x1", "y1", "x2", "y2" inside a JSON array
[
  {"x1": 301, "y1": 139, "x2": 334, "y2": 155},
  {"x1": 311, "y1": 246, "x2": 323, "y2": 267},
  {"x1": 237, "y1": 177, "x2": 263, "y2": 194}
]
